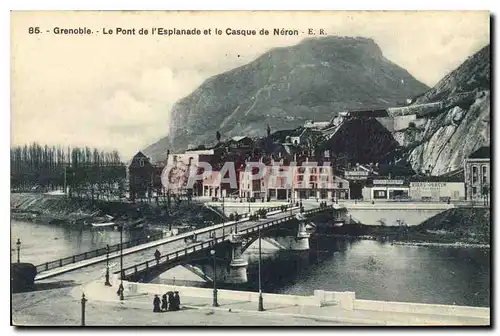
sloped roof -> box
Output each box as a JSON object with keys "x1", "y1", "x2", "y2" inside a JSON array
[
  {"x1": 268, "y1": 129, "x2": 298, "y2": 142},
  {"x1": 468, "y1": 146, "x2": 491, "y2": 159},
  {"x1": 230, "y1": 136, "x2": 251, "y2": 142},
  {"x1": 411, "y1": 170, "x2": 464, "y2": 183},
  {"x1": 132, "y1": 151, "x2": 148, "y2": 159}
]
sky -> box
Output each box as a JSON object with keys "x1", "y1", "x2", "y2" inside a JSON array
[{"x1": 10, "y1": 11, "x2": 490, "y2": 160}]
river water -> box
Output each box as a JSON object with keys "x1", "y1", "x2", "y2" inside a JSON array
[
  {"x1": 11, "y1": 219, "x2": 490, "y2": 308},
  {"x1": 10, "y1": 220, "x2": 151, "y2": 266}
]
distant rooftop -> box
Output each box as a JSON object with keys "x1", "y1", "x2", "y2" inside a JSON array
[
  {"x1": 230, "y1": 136, "x2": 250, "y2": 142},
  {"x1": 132, "y1": 151, "x2": 148, "y2": 159},
  {"x1": 468, "y1": 146, "x2": 491, "y2": 159},
  {"x1": 411, "y1": 169, "x2": 464, "y2": 183}
]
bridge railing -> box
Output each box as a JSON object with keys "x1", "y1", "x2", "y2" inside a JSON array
[
  {"x1": 34, "y1": 230, "x2": 168, "y2": 274},
  {"x1": 119, "y1": 236, "x2": 228, "y2": 279},
  {"x1": 220, "y1": 205, "x2": 290, "y2": 218},
  {"x1": 34, "y1": 204, "x2": 294, "y2": 275},
  {"x1": 118, "y1": 205, "x2": 333, "y2": 280}
]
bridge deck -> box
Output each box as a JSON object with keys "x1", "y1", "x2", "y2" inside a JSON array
[
  {"x1": 35, "y1": 205, "x2": 309, "y2": 281},
  {"x1": 118, "y1": 205, "x2": 334, "y2": 280}
]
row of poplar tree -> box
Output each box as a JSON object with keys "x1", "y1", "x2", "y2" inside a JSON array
[{"x1": 10, "y1": 143, "x2": 127, "y2": 200}]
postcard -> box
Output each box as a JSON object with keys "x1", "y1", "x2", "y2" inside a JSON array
[{"x1": 10, "y1": 10, "x2": 490, "y2": 327}]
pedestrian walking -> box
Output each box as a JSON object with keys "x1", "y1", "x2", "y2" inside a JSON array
[
  {"x1": 161, "y1": 293, "x2": 168, "y2": 312},
  {"x1": 173, "y1": 291, "x2": 181, "y2": 311},
  {"x1": 153, "y1": 295, "x2": 161, "y2": 312},
  {"x1": 167, "y1": 291, "x2": 175, "y2": 311},
  {"x1": 154, "y1": 249, "x2": 161, "y2": 264},
  {"x1": 116, "y1": 283, "x2": 124, "y2": 298}
]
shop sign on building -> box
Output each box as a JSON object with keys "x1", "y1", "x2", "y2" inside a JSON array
[
  {"x1": 373, "y1": 179, "x2": 404, "y2": 185},
  {"x1": 410, "y1": 182, "x2": 447, "y2": 189},
  {"x1": 409, "y1": 182, "x2": 465, "y2": 201},
  {"x1": 345, "y1": 170, "x2": 369, "y2": 180}
]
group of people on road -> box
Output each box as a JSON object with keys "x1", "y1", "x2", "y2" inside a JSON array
[{"x1": 153, "y1": 291, "x2": 181, "y2": 312}]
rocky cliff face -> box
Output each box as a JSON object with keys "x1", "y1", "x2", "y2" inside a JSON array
[
  {"x1": 400, "y1": 45, "x2": 490, "y2": 175},
  {"x1": 144, "y1": 36, "x2": 428, "y2": 161}
]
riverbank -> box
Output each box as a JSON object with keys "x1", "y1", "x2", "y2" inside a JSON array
[
  {"x1": 391, "y1": 241, "x2": 490, "y2": 248},
  {"x1": 319, "y1": 207, "x2": 490, "y2": 247},
  {"x1": 10, "y1": 193, "x2": 223, "y2": 231},
  {"x1": 324, "y1": 233, "x2": 490, "y2": 249}
]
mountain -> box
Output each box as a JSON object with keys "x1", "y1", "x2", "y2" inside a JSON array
[
  {"x1": 400, "y1": 45, "x2": 490, "y2": 175},
  {"x1": 144, "y1": 36, "x2": 429, "y2": 161}
]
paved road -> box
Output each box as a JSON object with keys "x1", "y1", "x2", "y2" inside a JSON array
[
  {"x1": 12, "y1": 285, "x2": 352, "y2": 326},
  {"x1": 12, "y1": 279, "x2": 489, "y2": 326}
]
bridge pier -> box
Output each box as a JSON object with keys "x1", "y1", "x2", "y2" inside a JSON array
[
  {"x1": 227, "y1": 234, "x2": 248, "y2": 284},
  {"x1": 333, "y1": 208, "x2": 348, "y2": 224},
  {"x1": 290, "y1": 217, "x2": 310, "y2": 251}
]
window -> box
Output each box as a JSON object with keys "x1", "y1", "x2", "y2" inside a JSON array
[
  {"x1": 482, "y1": 165, "x2": 488, "y2": 184},
  {"x1": 472, "y1": 166, "x2": 478, "y2": 184},
  {"x1": 338, "y1": 182, "x2": 343, "y2": 189},
  {"x1": 139, "y1": 159, "x2": 144, "y2": 167},
  {"x1": 374, "y1": 190, "x2": 387, "y2": 199},
  {"x1": 472, "y1": 187, "x2": 477, "y2": 195},
  {"x1": 310, "y1": 168, "x2": 317, "y2": 174}
]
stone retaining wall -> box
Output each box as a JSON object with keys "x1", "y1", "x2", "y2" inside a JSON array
[
  {"x1": 124, "y1": 281, "x2": 318, "y2": 307},
  {"x1": 122, "y1": 280, "x2": 489, "y2": 320},
  {"x1": 354, "y1": 299, "x2": 489, "y2": 319}
]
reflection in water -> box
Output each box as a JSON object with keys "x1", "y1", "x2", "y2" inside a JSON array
[{"x1": 236, "y1": 236, "x2": 490, "y2": 308}]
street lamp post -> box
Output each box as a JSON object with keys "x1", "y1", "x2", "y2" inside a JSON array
[
  {"x1": 104, "y1": 244, "x2": 111, "y2": 286},
  {"x1": 222, "y1": 196, "x2": 225, "y2": 237},
  {"x1": 210, "y1": 249, "x2": 219, "y2": 307},
  {"x1": 235, "y1": 213, "x2": 239, "y2": 234},
  {"x1": 81, "y1": 293, "x2": 87, "y2": 326},
  {"x1": 258, "y1": 227, "x2": 264, "y2": 311},
  {"x1": 16, "y1": 239, "x2": 21, "y2": 263},
  {"x1": 222, "y1": 195, "x2": 225, "y2": 215},
  {"x1": 119, "y1": 225, "x2": 124, "y2": 300}
]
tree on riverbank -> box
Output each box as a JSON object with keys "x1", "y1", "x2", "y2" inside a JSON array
[{"x1": 11, "y1": 143, "x2": 126, "y2": 201}]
